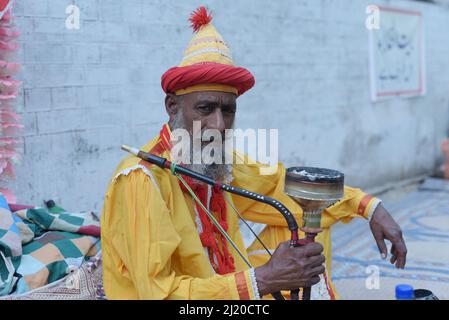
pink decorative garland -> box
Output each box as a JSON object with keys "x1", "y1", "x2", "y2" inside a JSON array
[{"x1": 0, "y1": 0, "x2": 21, "y2": 203}]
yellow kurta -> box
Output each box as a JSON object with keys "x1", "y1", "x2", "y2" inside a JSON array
[{"x1": 101, "y1": 128, "x2": 379, "y2": 300}]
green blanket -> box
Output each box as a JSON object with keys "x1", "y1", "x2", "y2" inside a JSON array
[{"x1": 0, "y1": 195, "x2": 101, "y2": 296}]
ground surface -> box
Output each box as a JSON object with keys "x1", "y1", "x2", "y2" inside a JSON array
[{"x1": 331, "y1": 177, "x2": 449, "y2": 300}]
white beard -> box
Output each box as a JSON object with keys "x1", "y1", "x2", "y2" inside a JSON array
[{"x1": 170, "y1": 110, "x2": 233, "y2": 182}]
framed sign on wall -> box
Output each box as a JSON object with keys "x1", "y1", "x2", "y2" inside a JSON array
[{"x1": 369, "y1": 6, "x2": 426, "y2": 101}]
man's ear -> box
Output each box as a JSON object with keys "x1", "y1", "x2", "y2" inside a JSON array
[{"x1": 165, "y1": 94, "x2": 180, "y2": 121}]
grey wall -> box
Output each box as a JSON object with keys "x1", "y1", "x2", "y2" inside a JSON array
[{"x1": 10, "y1": 0, "x2": 449, "y2": 211}]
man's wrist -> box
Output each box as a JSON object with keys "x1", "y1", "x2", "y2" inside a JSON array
[
  {"x1": 254, "y1": 266, "x2": 270, "y2": 297},
  {"x1": 368, "y1": 198, "x2": 383, "y2": 221},
  {"x1": 248, "y1": 268, "x2": 261, "y2": 299}
]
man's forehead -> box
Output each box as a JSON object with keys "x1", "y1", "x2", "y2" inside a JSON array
[{"x1": 183, "y1": 91, "x2": 237, "y2": 104}]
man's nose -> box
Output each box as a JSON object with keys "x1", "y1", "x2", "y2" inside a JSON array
[{"x1": 206, "y1": 108, "x2": 226, "y2": 133}]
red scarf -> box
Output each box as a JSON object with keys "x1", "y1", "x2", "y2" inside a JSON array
[{"x1": 154, "y1": 124, "x2": 235, "y2": 275}]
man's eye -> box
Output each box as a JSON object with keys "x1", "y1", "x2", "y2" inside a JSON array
[
  {"x1": 198, "y1": 105, "x2": 212, "y2": 113},
  {"x1": 223, "y1": 107, "x2": 236, "y2": 114}
]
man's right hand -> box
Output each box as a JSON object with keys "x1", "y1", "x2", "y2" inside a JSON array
[{"x1": 254, "y1": 241, "x2": 325, "y2": 296}]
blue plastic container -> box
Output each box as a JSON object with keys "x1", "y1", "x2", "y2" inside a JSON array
[{"x1": 396, "y1": 284, "x2": 415, "y2": 300}]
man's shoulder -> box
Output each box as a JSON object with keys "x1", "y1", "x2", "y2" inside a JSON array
[
  {"x1": 114, "y1": 155, "x2": 144, "y2": 174},
  {"x1": 110, "y1": 134, "x2": 167, "y2": 182},
  {"x1": 111, "y1": 155, "x2": 169, "y2": 187}
]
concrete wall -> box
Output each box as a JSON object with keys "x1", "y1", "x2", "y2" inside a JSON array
[{"x1": 10, "y1": 0, "x2": 449, "y2": 211}]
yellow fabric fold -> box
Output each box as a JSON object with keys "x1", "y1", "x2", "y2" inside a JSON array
[{"x1": 175, "y1": 83, "x2": 238, "y2": 96}]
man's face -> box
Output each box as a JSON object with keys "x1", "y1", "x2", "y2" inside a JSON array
[
  {"x1": 165, "y1": 91, "x2": 237, "y2": 181},
  {"x1": 166, "y1": 91, "x2": 236, "y2": 136}
]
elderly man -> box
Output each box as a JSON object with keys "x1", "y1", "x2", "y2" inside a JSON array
[{"x1": 101, "y1": 7, "x2": 407, "y2": 300}]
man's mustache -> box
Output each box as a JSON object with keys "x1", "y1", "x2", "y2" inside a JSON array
[{"x1": 185, "y1": 132, "x2": 228, "y2": 145}]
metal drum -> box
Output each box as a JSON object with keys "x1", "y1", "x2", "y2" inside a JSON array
[{"x1": 285, "y1": 167, "x2": 344, "y2": 233}]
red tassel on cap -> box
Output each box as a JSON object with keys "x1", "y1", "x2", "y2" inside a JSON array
[{"x1": 189, "y1": 6, "x2": 212, "y2": 33}]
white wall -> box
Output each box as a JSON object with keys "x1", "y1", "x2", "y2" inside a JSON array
[{"x1": 10, "y1": 0, "x2": 449, "y2": 211}]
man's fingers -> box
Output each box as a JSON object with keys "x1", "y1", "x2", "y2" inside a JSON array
[
  {"x1": 304, "y1": 242, "x2": 324, "y2": 257},
  {"x1": 374, "y1": 231, "x2": 388, "y2": 259},
  {"x1": 308, "y1": 254, "x2": 325, "y2": 268},
  {"x1": 390, "y1": 245, "x2": 397, "y2": 264},
  {"x1": 309, "y1": 276, "x2": 321, "y2": 286},
  {"x1": 388, "y1": 231, "x2": 407, "y2": 269},
  {"x1": 393, "y1": 241, "x2": 407, "y2": 269},
  {"x1": 390, "y1": 254, "x2": 397, "y2": 264},
  {"x1": 307, "y1": 264, "x2": 326, "y2": 277},
  {"x1": 396, "y1": 253, "x2": 406, "y2": 269}
]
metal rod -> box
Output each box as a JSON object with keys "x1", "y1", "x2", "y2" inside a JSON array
[{"x1": 223, "y1": 194, "x2": 273, "y2": 257}]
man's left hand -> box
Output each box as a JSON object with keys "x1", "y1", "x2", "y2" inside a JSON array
[{"x1": 369, "y1": 204, "x2": 407, "y2": 269}]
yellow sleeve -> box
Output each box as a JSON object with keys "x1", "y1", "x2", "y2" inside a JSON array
[
  {"x1": 231, "y1": 160, "x2": 303, "y2": 227},
  {"x1": 322, "y1": 186, "x2": 381, "y2": 226},
  {"x1": 101, "y1": 168, "x2": 258, "y2": 300},
  {"x1": 230, "y1": 156, "x2": 380, "y2": 228}
]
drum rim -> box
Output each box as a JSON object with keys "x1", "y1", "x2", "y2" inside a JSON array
[{"x1": 286, "y1": 166, "x2": 344, "y2": 184}]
